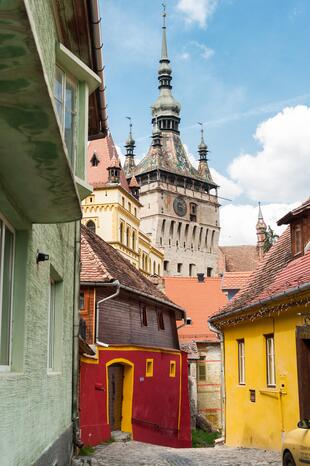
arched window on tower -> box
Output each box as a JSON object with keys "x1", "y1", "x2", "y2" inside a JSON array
[
  {"x1": 198, "y1": 227, "x2": 203, "y2": 250},
  {"x1": 205, "y1": 229, "x2": 209, "y2": 250},
  {"x1": 211, "y1": 230, "x2": 215, "y2": 251},
  {"x1": 120, "y1": 222, "x2": 124, "y2": 244},
  {"x1": 86, "y1": 220, "x2": 96, "y2": 234},
  {"x1": 132, "y1": 231, "x2": 136, "y2": 251},
  {"x1": 126, "y1": 226, "x2": 130, "y2": 248},
  {"x1": 153, "y1": 261, "x2": 156, "y2": 275}
]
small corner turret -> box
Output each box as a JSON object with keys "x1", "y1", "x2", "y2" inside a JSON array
[
  {"x1": 107, "y1": 152, "x2": 121, "y2": 184},
  {"x1": 197, "y1": 123, "x2": 214, "y2": 183}
]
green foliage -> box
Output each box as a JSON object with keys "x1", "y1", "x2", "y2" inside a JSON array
[
  {"x1": 79, "y1": 445, "x2": 95, "y2": 456},
  {"x1": 191, "y1": 429, "x2": 220, "y2": 448},
  {"x1": 263, "y1": 226, "x2": 279, "y2": 253}
]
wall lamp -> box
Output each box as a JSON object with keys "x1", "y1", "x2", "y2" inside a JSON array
[{"x1": 36, "y1": 251, "x2": 50, "y2": 264}]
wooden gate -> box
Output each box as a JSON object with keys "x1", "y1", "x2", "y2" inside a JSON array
[{"x1": 108, "y1": 364, "x2": 124, "y2": 431}]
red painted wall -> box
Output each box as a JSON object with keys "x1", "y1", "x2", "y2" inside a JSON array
[{"x1": 80, "y1": 347, "x2": 191, "y2": 448}]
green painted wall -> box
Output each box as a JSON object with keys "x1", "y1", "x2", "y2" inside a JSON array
[{"x1": 0, "y1": 0, "x2": 88, "y2": 464}]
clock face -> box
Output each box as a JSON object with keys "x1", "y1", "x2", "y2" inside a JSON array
[{"x1": 173, "y1": 196, "x2": 187, "y2": 217}]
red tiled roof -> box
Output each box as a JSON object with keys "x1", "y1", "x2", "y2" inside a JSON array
[
  {"x1": 129, "y1": 175, "x2": 140, "y2": 188},
  {"x1": 219, "y1": 245, "x2": 259, "y2": 272},
  {"x1": 87, "y1": 134, "x2": 130, "y2": 193},
  {"x1": 164, "y1": 277, "x2": 228, "y2": 342},
  {"x1": 222, "y1": 272, "x2": 253, "y2": 291},
  {"x1": 81, "y1": 225, "x2": 183, "y2": 313},
  {"x1": 211, "y1": 228, "x2": 293, "y2": 321}
]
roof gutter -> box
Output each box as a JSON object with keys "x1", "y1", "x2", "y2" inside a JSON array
[
  {"x1": 89, "y1": 0, "x2": 108, "y2": 137},
  {"x1": 210, "y1": 281, "x2": 310, "y2": 325},
  {"x1": 96, "y1": 280, "x2": 120, "y2": 346},
  {"x1": 81, "y1": 280, "x2": 185, "y2": 317}
]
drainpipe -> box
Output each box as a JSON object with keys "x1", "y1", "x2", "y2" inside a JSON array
[
  {"x1": 96, "y1": 280, "x2": 120, "y2": 346},
  {"x1": 89, "y1": 0, "x2": 108, "y2": 136},
  {"x1": 72, "y1": 221, "x2": 83, "y2": 451},
  {"x1": 208, "y1": 321, "x2": 226, "y2": 442}
]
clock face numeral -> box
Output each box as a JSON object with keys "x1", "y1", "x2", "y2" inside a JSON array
[{"x1": 173, "y1": 197, "x2": 187, "y2": 217}]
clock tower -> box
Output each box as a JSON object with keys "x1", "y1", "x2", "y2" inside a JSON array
[{"x1": 124, "y1": 6, "x2": 220, "y2": 277}]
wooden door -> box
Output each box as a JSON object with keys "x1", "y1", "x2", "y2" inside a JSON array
[
  {"x1": 296, "y1": 327, "x2": 310, "y2": 419},
  {"x1": 108, "y1": 364, "x2": 124, "y2": 431}
]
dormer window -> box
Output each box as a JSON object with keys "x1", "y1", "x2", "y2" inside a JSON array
[
  {"x1": 294, "y1": 224, "x2": 302, "y2": 255},
  {"x1": 90, "y1": 152, "x2": 100, "y2": 167}
]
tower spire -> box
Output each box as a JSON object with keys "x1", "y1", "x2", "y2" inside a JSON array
[
  {"x1": 152, "y1": 3, "x2": 181, "y2": 134},
  {"x1": 123, "y1": 116, "x2": 136, "y2": 177},
  {"x1": 256, "y1": 202, "x2": 267, "y2": 260},
  {"x1": 197, "y1": 123, "x2": 213, "y2": 183}
]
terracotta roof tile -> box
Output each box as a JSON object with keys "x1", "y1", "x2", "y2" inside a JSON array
[
  {"x1": 164, "y1": 277, "x2": 228, "y2": 342},
  {"x1": 81, "y1": 225, "x2": 182, "y2": 311},
  {"x1": 211, "y1": 228, "x2": 292, "y2": 320},
  {"x1": 219, "y1": 245, "x2": 259, "y2": 272},
  {"x1": 222, "y1": 271, "x2": 253, "y2": 291},
  {"x1": 87, "y1": 134, "x2": 130, "y2": 193},
  {"x1": 180, "y1": 340, "x2": 200, "y2": 360}
]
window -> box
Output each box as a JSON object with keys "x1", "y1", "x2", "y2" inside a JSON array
[
  {"x1": 145, "y1": 359, "x2": 153, "y2": 377},
  {"x1": 48, "y1": 280, "x2": 57, "y2": 370},
  {"x1": 128, "y1": 202, "x2": 131, "y2": 213},
  {"x1": 90, "y1": 152, "x2": 99, "y2": 167},
  {"x1": 126, "y1": 227, "x2": 130, "y2": 248},
  {"x1": 294, "y1": 225, "x2": 302, "y2": 255},
  {"x1": 170, "y1": 361, "x2": 176, "y2": 377},
  {"x1": 157, "y1": 310, "x2": 165, "y2": 330},
  {"x1": 86, "y1": 220, "x2": 96, "y2": 234},
  {"x1": 122, "y1": 197, "x2": 125, "y2": 207},
  {"x1": 80, "y1": 292, "x2": 85, "y2": 310},
  {"x1": 238, "y1": 339, "x2": 245, "y2": 385},
  {"x1": 197, "y1": 362, "x2": 206, "y2": 381},
  {"x1": 190, "y1": 203, "x2": 197, "y2": 222},
  {"x1": 207, "y1": 267, "x2": 213, "y2": 277},
  {"x1": 0, "y1": 217, "x2": 15, "y2": 368},
  {"x1": 158, "y1": 264, "x2": 161, "y2": 275},
  {"x1": 140, "y1": 303, "x2": 147, "y2": 326},
  {"x1": 189, "y1": 263, "x2": 195, "y2": 276},
  {"x1": 134, "y1": 208, "x2": 137, "y2": 217},
  {"x1": 132, "y1": 231, "x2": 136, "y2": 251},
  {"x1": 119, "y1": 222, "x2": 124, "y2": 243},
  {"x1": 164, "y1": 260, "x2": 169, "y2": 272},
  {"x1": 177, "y1": 263, "x2": 183, "y2": 274},
  {"x1": 266, "y1": 335, "x2": 276, "y2": 387},
  {"x1": 54, "y1": 66, "x2": 77, "y2": 166}
]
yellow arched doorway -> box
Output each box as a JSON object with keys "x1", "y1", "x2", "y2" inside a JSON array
[{"x1": 106, "y1": 358, "x2": 134, "y2": 433}]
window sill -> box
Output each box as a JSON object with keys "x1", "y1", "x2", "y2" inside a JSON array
[{"x1": 0, "y1": 370, "x2": 24, "y2": 378}]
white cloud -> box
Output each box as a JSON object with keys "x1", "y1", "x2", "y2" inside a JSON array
[
  {"x1": 228, "y1": 105, "x2": 310, "y2": 203},
  {"x1": 191, "y1": 41, "x2": 215, "y2": 59},
  {"x1": 178, "y1": 52, "x2": 191, "y2": 61},
  {"x1": 210, "y1": 168, "x2": 242, "y2": 200},
  {"x1": 176, "y1": 0, "x2": 219, "y2": 27},
  {"x1": 219, "y1": 202, "x2": 300, "y2": 246}
]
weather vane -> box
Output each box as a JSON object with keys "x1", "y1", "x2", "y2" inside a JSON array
[
  {"x1": 162, "y1": 2, "x2": 166, "y2": 28},
  {"x1": 198, "y1": 121, "x2": 204, "y2": 138},
  {"x1": 126, "y1": 116, "x2": 132, "y2": 135}
]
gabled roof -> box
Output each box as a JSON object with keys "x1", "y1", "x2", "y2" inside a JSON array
[
  {"x1": 81, "y1": 225, "x2": 184, "y2": 314},
  {"x1": 134, "y1": 132, "x2": 217, "y2": 187},
  {"x1": 222, "y1": 272, "x2": 253, "y2": 291},
  {"x1": 277, "y1": 197, "x2": 310, "y2": 225},
  {"x1": 210, "y1": 228, "x2": 296, "y2": 323},
  {"x1": 164, "y1": 277, "x2": 227, "y2": 342},
  {"x1": 87, "y1": 134, "x2": 130, "y2": 193},
  {"x1": 219, "y1": 245, "x2": 259, "y2": 272}
]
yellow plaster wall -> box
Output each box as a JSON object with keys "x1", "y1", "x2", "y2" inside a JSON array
[{"x1": 224, "y1": 306, "x2": 303, "y2": 451}]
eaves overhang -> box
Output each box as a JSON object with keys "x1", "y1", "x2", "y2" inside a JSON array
[{"x1": 0, "y1": 0, "x2": 88, "y2": 226}]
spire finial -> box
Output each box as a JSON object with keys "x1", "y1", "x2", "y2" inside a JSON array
[
  {"x1": 162, "y1": 2, "x2": 167, "y2": 28},
  {"x1": 258, "y1": 201, "x2": 263, "y2": 220},
  {"x1": 198, "y1": 121, "x2": 204, "y2": 143},
  {"x1": 126, "y1": 116, "x2": 133, "y2": 138}
]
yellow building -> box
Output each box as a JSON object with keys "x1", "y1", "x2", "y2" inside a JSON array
[
  {"x1": 209, "y1": 200, "x2": 310, "y2": 451},
  {"x1": 82, "y1": 133, "x2": 163, "y2": 276}
]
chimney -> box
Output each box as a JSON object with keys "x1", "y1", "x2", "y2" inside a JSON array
[{"x1": 197, "y1": 273, "x2": 205, "y2": 283}]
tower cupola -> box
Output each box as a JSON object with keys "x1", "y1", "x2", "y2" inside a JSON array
[
  {"x1": 129, "y1": 175, "x2": 140, "y2": 200},
  {"x1": 197, "y1": 123, "x2": 213, "y2": 182},
  {"x1": 151, "y1": 3, "x2": 181, "y2": 134},
  {"x1": 107, "y1": 153, "x2": 121, "y2": 184}
]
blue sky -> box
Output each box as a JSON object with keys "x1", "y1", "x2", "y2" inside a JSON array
[{"x1": 99, "y1": 0, "x2": 310, "y2": 244}]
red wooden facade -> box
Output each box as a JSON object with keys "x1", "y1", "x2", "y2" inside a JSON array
[{"x1": 79, "y1": 226, "x2": 191, "y2": 448}]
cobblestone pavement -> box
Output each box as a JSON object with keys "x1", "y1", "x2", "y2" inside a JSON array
[{"x1": 89, "y1": 441, "x2": 282, "y2": 466}]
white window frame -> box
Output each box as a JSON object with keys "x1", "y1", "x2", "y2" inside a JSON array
[
  {"x1": 0, "y1": 214, "x2": 15, "y2": 372},
  {"x1": 54, "y1": 65, "x2": 77, "y2": 170},
  {"x1": 266, "y1": 335, "x2": 276, "y2": 387},
  {"x1": 47, "y1": 279, "x2": 56, "y2": 371},
  {"x1": 238, "y1": 339, "x2": 245, "y2": 385}
]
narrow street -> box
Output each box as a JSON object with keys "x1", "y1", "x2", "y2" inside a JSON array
[{"x1": 89, "y1": 441, "x2": 282, "y2": 466}]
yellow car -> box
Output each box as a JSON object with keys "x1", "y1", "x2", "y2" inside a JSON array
[{"x1": 282, "y1": 419, "x2": 310, "y2": 465}]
